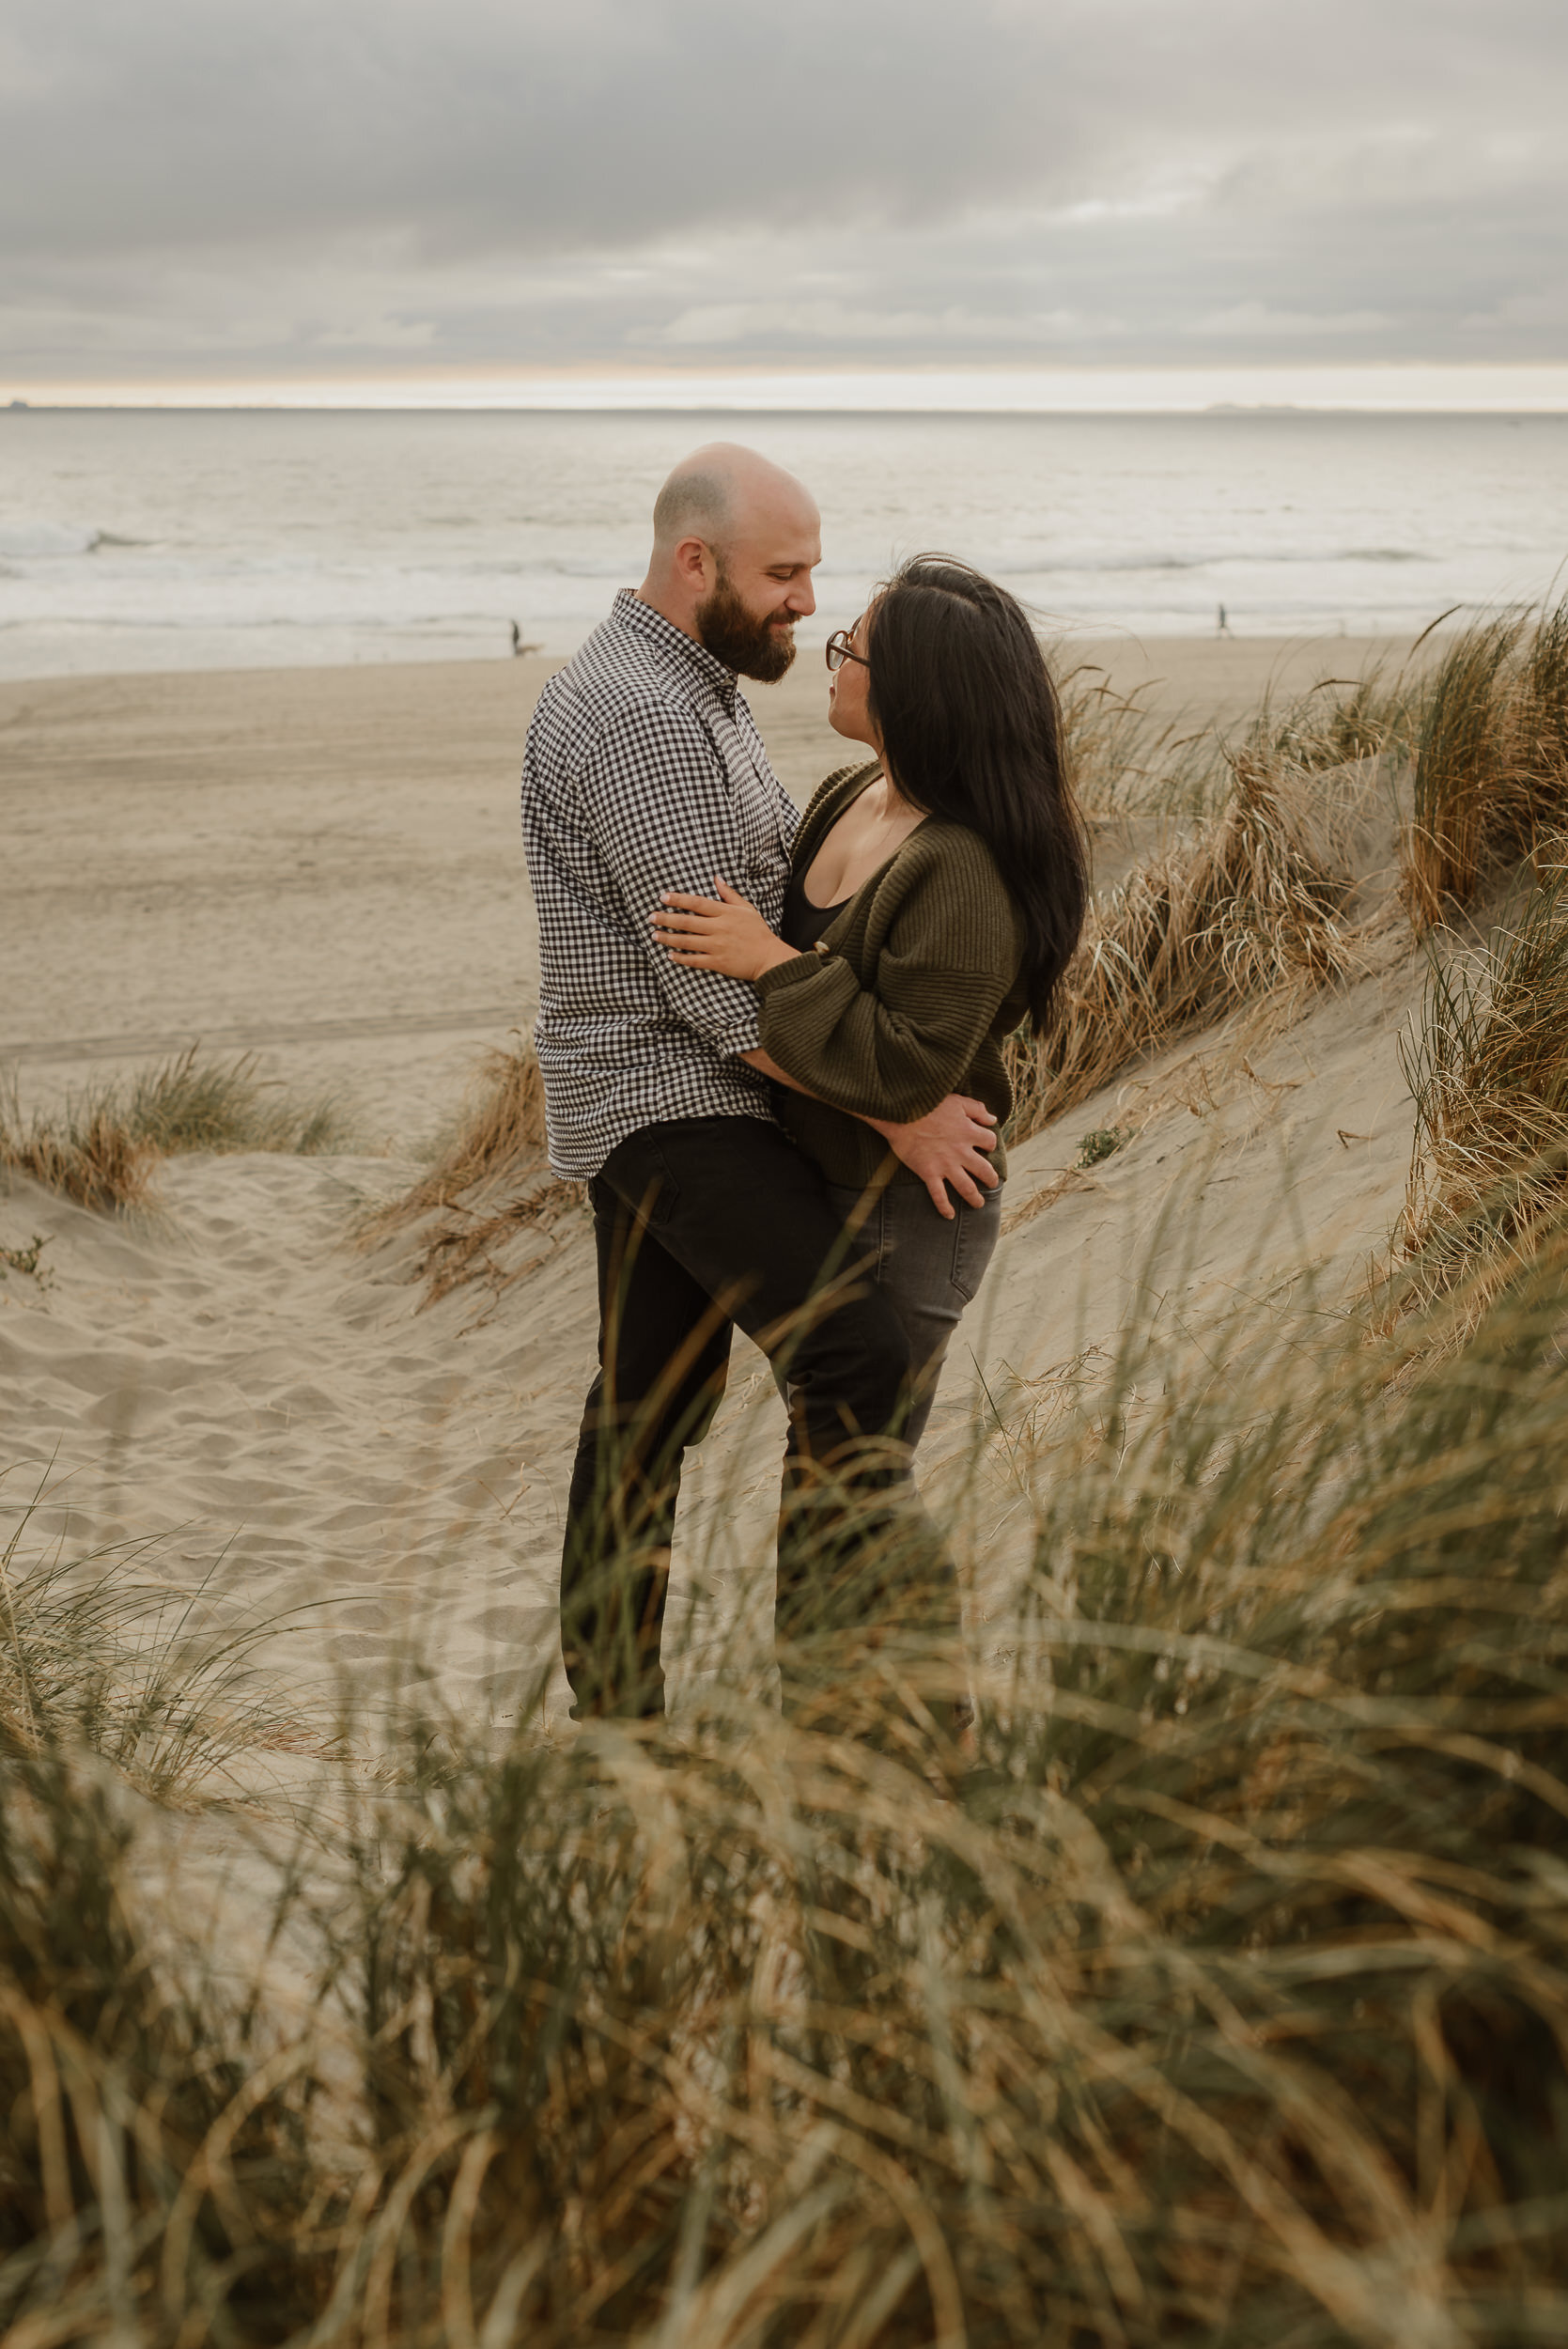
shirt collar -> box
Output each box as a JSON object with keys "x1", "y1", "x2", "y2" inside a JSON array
[{"x1": 612, "y1": 587, "x2": 738, "y2": 713}]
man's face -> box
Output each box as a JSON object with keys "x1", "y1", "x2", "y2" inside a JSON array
[{"x1": 694, "y1": 502, "x2": 819, "y2": 681}]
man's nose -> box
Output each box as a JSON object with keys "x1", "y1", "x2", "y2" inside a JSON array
[{"x1": 788, "y1": 579, "x2": 817, "y2": 617}]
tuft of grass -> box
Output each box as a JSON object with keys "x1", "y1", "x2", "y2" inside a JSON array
[
  {"x1": 1076, "y1": 1125, "x2": 1128, "y2": 1168},
  {"x1": 1006, "y1": 750, "x2": 1358, "y2": 1143},
  {"x1": 1397, "y1": 844, "x2": 1568, "y2": 1328},
  {"x1": 368, "y1": 1039, "x2": 548, "y2": 1236},
  {"x1": 364, "y1": 1039, "x2": 584, "y2": 1313},
  {"x1": 1229, "y1": 661, "x2": 1421, "y2": 782},
  {"x1": 1057, "y1": 649, "x2": 1418, "y2": 822},
  {"x1": 0, "y1": 1232, "x2": 49, "y2": 1283},
  {"x1": 407, "y1": 1177, "x2": 583, "y2": 1315},
  {"x1": 1053, "y1": 659, "x2": 1209, "y2": 817},
  {"x1": 123, "y1": 1045, "x2": 354, "y2": 1159},
  {"x1": 1405, "y1": 612, "x2": 1533, "y2": 926},
  {"x1": 0, "y1": 1485, "x2": 328, "y2": 1798},
  {"x1": 1403, "y1": 596, "x2": 1568, "y2": 928},
  {"x1": 0, "y1": 1048, "x2": 355, "y2": 1212},
  {"x1": 0, "y1": 1082, "x2": 158, "y2": 1211}
]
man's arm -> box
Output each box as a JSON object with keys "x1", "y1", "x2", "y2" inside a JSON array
[
  {"x1": 579, "y1": 701, "x2": 778, "y2": 1058},
  {"x1": 740, "y1": 1045, "x2": 998, "y2": 1220}
]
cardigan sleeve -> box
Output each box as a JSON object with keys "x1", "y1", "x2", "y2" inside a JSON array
[{"x1": 753, "y1": 848, "x2": 1022, "y2": 1123}]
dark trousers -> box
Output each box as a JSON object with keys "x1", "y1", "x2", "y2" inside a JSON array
[{"x1": 561, "y1": 1116, "x2": 919, "y2": 1718}]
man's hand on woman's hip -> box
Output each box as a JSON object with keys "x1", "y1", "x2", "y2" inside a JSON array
[{"x1": 869, "y1": 1096, "x2": 999, "y2": 1218}]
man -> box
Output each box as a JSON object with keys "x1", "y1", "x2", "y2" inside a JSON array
[{"x1": 520, "y1": 443, "x2": 997, "y2": 1718}]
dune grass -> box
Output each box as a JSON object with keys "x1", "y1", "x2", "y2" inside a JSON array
[
  {"x1": 364, "y1": 1040, "x2": 584, "y2": 1313},
  {"x1": 1006, "y1": 747, "x2": 1361, "y2": 1143},
  {"x1": 375, "y1": 1040, "x2": 549, "y2": 1232},
  {"x1": 1396, "y1": 844, "x2": 1568, "y2": 1338},
  {"x1": 7, "y1": 1222, "x2": 1568, "y2": 2342},
  {"x1": 1403, "y1": 596, "x2": 1568, "y2": 929},
  {"x1": 1058, "y1": 649, "x2": 1419, "y2": 823},
  {"x1": 0, "y1": 1047, "x2": 356, "y2": 1212},
  {"x1": 0, "y1": 1483, "x2": 326, "y2": 1797}
]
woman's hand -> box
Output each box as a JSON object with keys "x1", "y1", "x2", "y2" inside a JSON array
[{"x1": 650, "y1": 878, "x2": 800, "y2": 982}]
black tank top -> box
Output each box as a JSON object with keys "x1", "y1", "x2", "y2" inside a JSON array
[{"x1": 782, "y1": 870, "x2": 850, "y2": 954}]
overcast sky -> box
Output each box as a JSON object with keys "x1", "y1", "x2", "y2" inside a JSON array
[{"x1": 3, "y1": 0, "x2": 1565, "y2": 390}]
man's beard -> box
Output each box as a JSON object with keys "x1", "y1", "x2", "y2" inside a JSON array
[{"x1": 695, "y1": 567, "x2": 798, "y2": 682}]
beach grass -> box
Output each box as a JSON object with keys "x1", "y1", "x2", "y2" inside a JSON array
[
  {"x1": 368, "y1": 1040, "x2": 548, "y2": 1234},
  {"x1": 1012, "y1": 604, "x2": 1568, "y2": 1151},
  {"x1": 1395, "y1": 842, "x2": 1568, "y2": 1337},
  {"x1": 1403, "y1": 596, "x2": 1568, "y2": 928},
  {"x1": 1059, "y1": 650, "x2": 1419, "y2": 821},
  {"x1": 362, "y1": 1039, "x2": 586, "y2": 1313},
  {"x1": 0, "y1": 1481, "x2": 328, "y2": 1797},
  {"x1": 7, "y1": 1211, "x2": 1568, "y2": 2342},
  {"x1": 1005, "y1": 746, "x2": 1360, "y2": 1143},
  {"x1": 0, "y1": 1046, "x2": 356, "y2": 1212}
]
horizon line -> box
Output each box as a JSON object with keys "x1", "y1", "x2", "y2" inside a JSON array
[{"x1": 7, "y1": 362, "x2": 1568, "y2": 417}]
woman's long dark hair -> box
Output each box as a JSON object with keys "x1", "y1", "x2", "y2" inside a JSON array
[{"x1": 864, "y1": 554, "x2": 1088, "y2": 1035}]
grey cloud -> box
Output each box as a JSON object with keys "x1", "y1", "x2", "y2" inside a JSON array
[
  {"x1": 0, "y1": 0, "x2": 1564, "y2": 377},
  {"x1": 0, "y1": 0, "x2": 1101, "y2": 257}
]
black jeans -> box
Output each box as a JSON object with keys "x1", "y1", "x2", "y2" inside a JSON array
[{"x1": 561, "y1": 1115, "x2": 920, "y2": 1718}]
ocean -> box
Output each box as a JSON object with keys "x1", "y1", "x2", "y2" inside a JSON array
[{"x1": 1, "y1": 406, "x2": 1564, "y2": 679}]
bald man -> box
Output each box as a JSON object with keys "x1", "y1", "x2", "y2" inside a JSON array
[{"x1": 520, "y1": 443, "x2": 993, "y2": 1719}]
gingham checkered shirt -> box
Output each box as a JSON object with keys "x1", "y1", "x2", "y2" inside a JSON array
[{"x1": 520, "y1": 590, "x2": 800, "y2": 1180}]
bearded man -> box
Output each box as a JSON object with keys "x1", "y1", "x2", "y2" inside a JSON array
[{"x1": 520, "y1": 443, "x2": 992, "y2": 1719}]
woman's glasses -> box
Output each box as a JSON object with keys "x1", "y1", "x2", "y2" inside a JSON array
[{"x1": 825, "y1": 628, "x2": 870, "y2": 673}]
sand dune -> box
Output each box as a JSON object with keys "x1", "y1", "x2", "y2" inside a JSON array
[{"x1": 0, "y1": 638, "x2": 1424, "y2": 1732}]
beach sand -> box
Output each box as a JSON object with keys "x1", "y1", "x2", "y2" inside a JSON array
[{"x1": 0, "y1": 635, "x2": 1424, "y2": 1736}]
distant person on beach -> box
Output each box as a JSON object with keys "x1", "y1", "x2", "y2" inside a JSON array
[{"x1": 520, "y1": 448, "x2": 1084, "y2": 1722}]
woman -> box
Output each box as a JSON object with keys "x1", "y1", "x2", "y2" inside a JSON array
[{"x1": 651, "y1": 553, "x2": 1088, "y2": 1455}]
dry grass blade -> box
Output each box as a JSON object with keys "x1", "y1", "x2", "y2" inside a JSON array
[
  {"x1": 1402, "y1": 596, "x2": 1568, "y2": 929},
  {"x1": 1007, "y1": 753, "x2": 1358, "y2": 1143},
  {"x1": 410, "y1": 1176, "x2": 583, "y2": 1313},
  {"x1": 363, "y1": 1040, "x2": 585, "y2": 1312},
  {"x1": 0, "y1": 1081, "x2": 158, "y2": 1211},
  {"x1": 0, "y1": 1048, "x2": 355, "y2": 1212},
  {"x1": 366, "y1": 1040, "x2": 549, "y2": 1237},
  {"x1": 1396, "y1": 844, "x2": 1568, "y2": 1329}
]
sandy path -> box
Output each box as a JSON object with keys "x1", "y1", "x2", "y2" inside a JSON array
[{"x1": 0, "y1": 637, "x2": 1424, "y2": 1731}]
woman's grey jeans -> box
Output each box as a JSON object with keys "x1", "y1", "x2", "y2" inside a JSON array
[{"x1": 820, "y1": 1178, "x2": 1003, "y2": 1453}]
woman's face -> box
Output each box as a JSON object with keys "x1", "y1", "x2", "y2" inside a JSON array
[{"x1": 826, "y1": 608, "x2": 879, "y2": 750}]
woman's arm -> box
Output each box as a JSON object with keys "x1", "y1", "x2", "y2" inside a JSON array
[
  {"x1": 652, "y1": 857, "x2": 1019, "y2": 1130},
  {"x1": 739, "y1": 1044, "x2": 998, "y2": 1219},
  {"x1": 646, "y1": 880, "x2": 999, "y2": 1217}
]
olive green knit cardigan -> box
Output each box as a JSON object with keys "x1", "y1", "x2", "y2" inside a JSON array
[{"x1": 753, "y1": 762, "x2": 1027, "y2": 1190}]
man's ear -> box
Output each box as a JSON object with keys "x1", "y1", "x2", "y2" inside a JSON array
[{"x1": 673, "y1": 535, "x2": 712, "y2": 593}]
